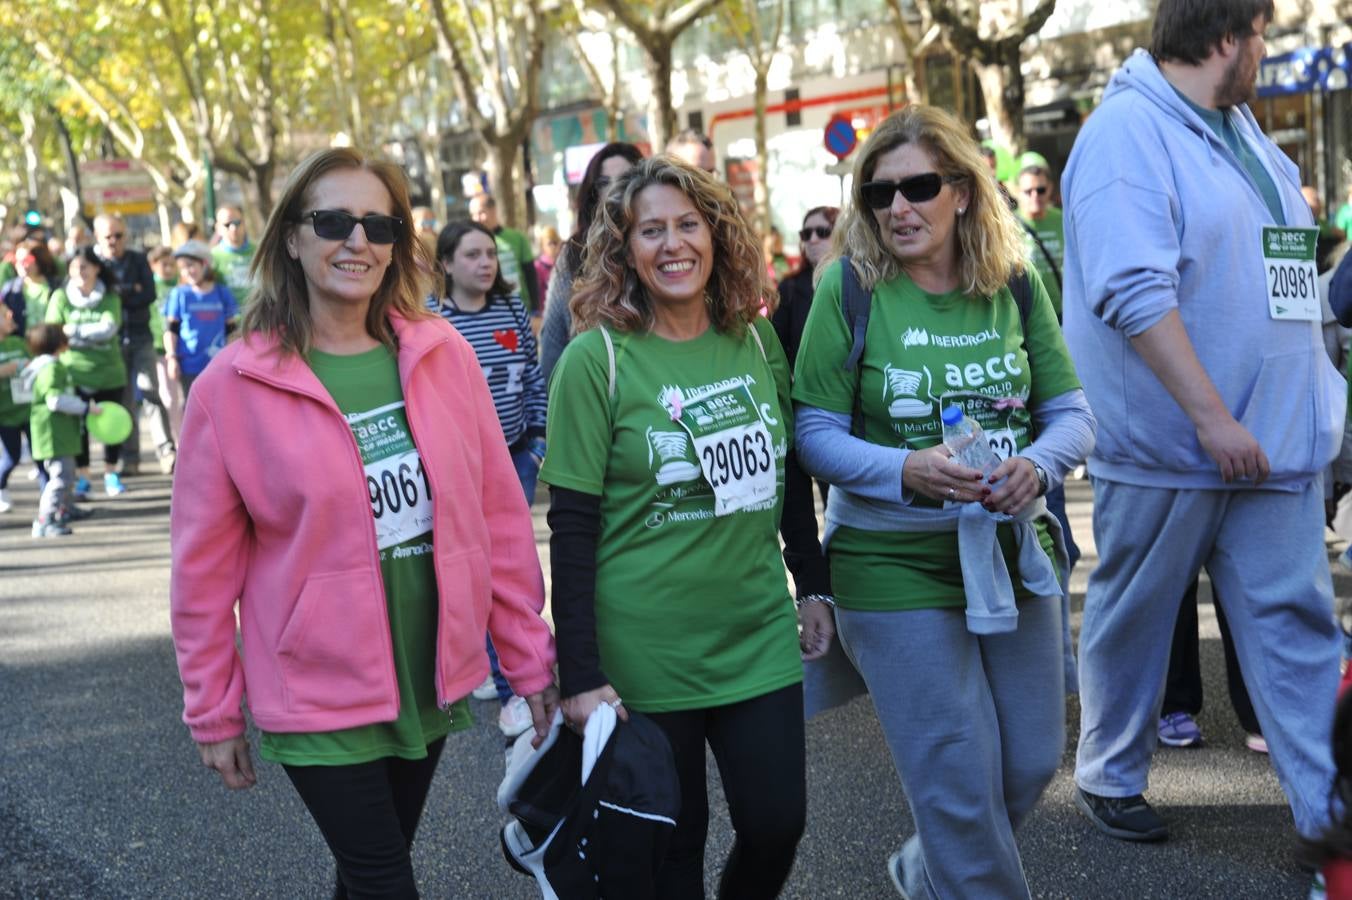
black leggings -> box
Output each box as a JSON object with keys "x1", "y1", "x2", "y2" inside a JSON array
[
  {"x1": 645, "y1": 682, "x2": 806, "y2": 900},
  {"x1": 75, "y1": 386, "x2": 126, "y2": 468},
  {"x1": 283, "y1": 738, "x2": 446, "y2": 900}
]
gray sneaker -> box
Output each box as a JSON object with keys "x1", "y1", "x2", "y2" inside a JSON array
[
  {"x1": 32, "y1": 518, "x2": 73, "y2": 538},
  {"x1": 1075, "y1": 787, "x2": 1169, "y2": 842}
]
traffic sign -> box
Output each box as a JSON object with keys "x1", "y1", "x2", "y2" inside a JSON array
[
  {"x1": 79, "y1": 159, "x2": 156, "y2": 217},
  {"x1": 823, "y1": 114, "x2": 858, "y2": 160}
]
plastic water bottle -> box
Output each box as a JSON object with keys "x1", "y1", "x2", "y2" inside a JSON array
[{"x1": 941, "y1": 405, "x2": 1000, "y2": 477}]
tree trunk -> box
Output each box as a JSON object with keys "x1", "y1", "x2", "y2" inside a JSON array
[
  {"x1": 249, "y1": 161, "x2": 275, "y2": 221},
  {"x1": 647, "y1": 42, "x2": 675, "y2": 151},
  {"x1": 974, "y1": 60, "x2": 1017, "y2": 151},
  {"x1": 20, "y1": 110, "x2": 41, "y2": 204},
  {"x1": 487, "y1": 138, "x2": 522, "y2": 230},
  {"x1": 752, "y1": 66, "x2": 770, "y2": 235}
]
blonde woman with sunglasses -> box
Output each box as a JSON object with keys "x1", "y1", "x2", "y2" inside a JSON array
[
  {"x1": 791, "y1": 106, "x2": 1095, "y2": 898},
  {"x1": 169, "y1": 147, "x2": 558, "y2": 897}
]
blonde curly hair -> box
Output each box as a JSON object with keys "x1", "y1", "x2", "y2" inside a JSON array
[
  {"x1": 570, "y1": 156, "x2": 770, "y2": 336},
  {"x1": 825, "y1": 105, "x2": 1027, "y2": 298}
]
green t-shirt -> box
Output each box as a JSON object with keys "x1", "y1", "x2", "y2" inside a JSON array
[
  {"x1": 28, "y1": 358, "x2": 82, "y2": 460},
  {"x1": 0, "y1": 335, "x2": 32, "y2": 427},
  {"x1": 792, "y1": 261, "x2": 1081, "y2": 611},
  {"x1": 1176, "y1": 89, "x2": 1285, "y2": 226},
  {"x1": 151, "y1": 276, "x2": 177, "y2": 355},
  {"x1": 1336, "y1": 203, "x2": 1352, "y2": 236},
  {"x1": 260, "y1": 344, "x2": 468, "y2": 766},
  {"x1": 1019, "y1": 207, "x2": 1063, "y2": 320},
  {"x1": 540, "y1": 317, "x2": 801, "y2": 712},
  {"x1": 210, "y1": 242, "x2": 255, "y2": 306},
  {"x1": 22, "y1": 280, "x2": 52, "y2": 333},
  {"x1": 494, "y1": 228, "x2": 535, "y2": 311},
  {"x1": 44, "y1": 287, "x2": 127, "y2": 391}
]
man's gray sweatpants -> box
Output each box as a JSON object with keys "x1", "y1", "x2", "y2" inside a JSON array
[
  {"x1": 1074, "y1": 477, "x2": 1339, "y2": 839},
  {"x1": 837, "y1": 596, "x2": 1064, "y2": 899}
]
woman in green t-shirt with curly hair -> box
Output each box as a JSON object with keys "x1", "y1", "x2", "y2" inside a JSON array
[{"x1": 542, "y1": 155, "x2": 831, "y2": 900}]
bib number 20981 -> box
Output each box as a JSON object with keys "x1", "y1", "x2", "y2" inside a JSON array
[{"x1": 1267, "y1": 263, "x2": 1315, "y2": 301}]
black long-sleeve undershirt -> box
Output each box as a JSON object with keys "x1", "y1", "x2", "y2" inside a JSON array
[{"x1": 546, "y1": 485, "x2": 606, "y2": 698}]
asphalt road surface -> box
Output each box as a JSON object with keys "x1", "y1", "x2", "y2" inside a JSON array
[{"x1": 1, "y1": 460, "x2": 1338, "y2": 899}]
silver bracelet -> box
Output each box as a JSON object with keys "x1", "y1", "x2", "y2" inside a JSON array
[{"x1": 795, "y1": 593, "x2": 836, "y2": 609}]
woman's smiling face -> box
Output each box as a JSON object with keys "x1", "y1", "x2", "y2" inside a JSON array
[{"x1": 626, "y1": 183, "x2": 713, "y2": 311}]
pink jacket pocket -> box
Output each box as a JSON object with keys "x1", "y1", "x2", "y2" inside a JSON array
[{"x1": 275, "y1": 568, "x2": 392, "y2": 714}]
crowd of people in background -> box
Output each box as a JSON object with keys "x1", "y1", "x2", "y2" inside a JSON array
[{"x1": 9, "y1": 1, "x2": 1352, "y2": 896}]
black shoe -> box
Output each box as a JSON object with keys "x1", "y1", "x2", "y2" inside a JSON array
[{"x1": 1075, "y1": 787, "x2": 1169, "y2": 842}]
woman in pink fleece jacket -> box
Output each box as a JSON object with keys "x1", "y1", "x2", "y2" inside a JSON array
[{"x1": 170, "y1": 147, "x2": 558, "y2": 898}]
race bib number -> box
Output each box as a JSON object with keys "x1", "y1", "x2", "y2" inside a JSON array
[
  {"x1": 9, "y1": 376, "x2": 32, "y2": 405},
  {"x1": 674, "y1": 380, "x2": 775, "y2": 516},
  {"x1": 1261, "y1": 226, "x2": 1320, "y2": 321},
  {"x1": 984, "y1": 428, "x2": 1018, "y2": 461},
  {"x1": 348, "y1": 401, "x2": 433, "y2": 550}
]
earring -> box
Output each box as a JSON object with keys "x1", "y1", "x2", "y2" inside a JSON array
[{"x1": 957, "y1": 207, "x2": 966, "y2": 215}]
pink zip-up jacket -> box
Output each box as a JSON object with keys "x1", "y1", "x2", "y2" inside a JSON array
[{"x1": 169, "y1": 313, "x2": 556, "y2": 744}]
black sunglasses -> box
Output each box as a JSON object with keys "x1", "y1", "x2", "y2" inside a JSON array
[
  {"x1": 861, "y1": 173, "x2": 965, "y2": 210},
  {"x1": 298, "y1": 210, "x2": 403, "y2": 244},
  {"x1": 799, "y1": 225, "x2": 833, "y2": 241},
  {"x1": 1021, "y1": 186, "x2": 1049, "y2": 197}
]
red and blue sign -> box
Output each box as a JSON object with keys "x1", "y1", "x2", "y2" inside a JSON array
[{"x1": 823, "y1": 114, "x2": 858, "y2": 160}]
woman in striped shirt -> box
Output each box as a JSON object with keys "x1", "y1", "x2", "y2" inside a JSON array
[{"x1": 429, "y1": 219, "x2": 548, "y2": 739}]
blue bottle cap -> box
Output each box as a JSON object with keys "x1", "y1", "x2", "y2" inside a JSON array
[{"x1": 940, "y1": 405, "x2": 964, "y2": 426}]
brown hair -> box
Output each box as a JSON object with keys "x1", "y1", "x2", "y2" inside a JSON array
[
  {"x1": 15, "y1": 238, "x2": 58, "y2": 281},
  {"x1": 570, "y1": 156, "x2": 769, "y2": 336},
  {"x1": 27, "y1": 322, "x2": 68, "y2": 357},
  {"x1": 240, "y1": 147, "x2": 436, "y2": 356},
  {"x1": 828, "y1": 105, "x2": 1026, "y2": 298}
]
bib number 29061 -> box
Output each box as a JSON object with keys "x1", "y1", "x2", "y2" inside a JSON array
[{"x1": 367, "y1": 458, "x2": 431, "y2": 519}]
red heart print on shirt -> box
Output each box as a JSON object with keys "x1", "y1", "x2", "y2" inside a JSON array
[{"x1": 493, "y1": 330, "x2": 519, "y2": 352}]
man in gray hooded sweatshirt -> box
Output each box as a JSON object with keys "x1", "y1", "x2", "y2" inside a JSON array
[{"x1": 1062, "y1": 0, "x2": 1345, "y2": 845}]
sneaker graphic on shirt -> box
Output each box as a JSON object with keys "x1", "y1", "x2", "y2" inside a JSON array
[
  {"x1": 883, "y1": 363, "x2": 934, "y2": 419},
  {"x1": 646, "y1": 427, "x2": 700, "y2": 486}
]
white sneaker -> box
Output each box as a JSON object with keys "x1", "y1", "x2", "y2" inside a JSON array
[
  {"x1": 497, "y1": 696, "x2": 533, "y2": 738},
  {"x1": 0, "y1": 488, "x2": 10, "y2": 513},
  {"x1": 471, "y1": 676, "x2": 499, "y2": 701}
]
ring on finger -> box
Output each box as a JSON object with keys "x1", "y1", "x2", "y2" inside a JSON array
[
  {"x1": 608, "y1": 698, "x2": 623, "y2": 709},
  {"x1": 947, "y1": 487, "x2": 956, "y2": 500}
]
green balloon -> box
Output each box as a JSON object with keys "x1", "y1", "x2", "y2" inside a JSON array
[{"x1": 87, "y1": 400, "x2": 133, "y2": 445}]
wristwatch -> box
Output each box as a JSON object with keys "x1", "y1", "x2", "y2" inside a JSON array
[{"x1": 1030, "y1": 461, "x2": 1049, "y2": 496}]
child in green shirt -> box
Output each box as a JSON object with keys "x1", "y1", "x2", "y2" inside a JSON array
[
  {"x1": 148, "y1": 246, "x2": 184, "y2": 438},
  {"x1": 0, "y1": 302, "x2": 36, "y2": 513},
  {"x1": 24, "y1": 323, "x2": 97, "y2": 537}
]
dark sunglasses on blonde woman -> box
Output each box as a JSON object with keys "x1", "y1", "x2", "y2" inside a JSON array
[
  {"x1": 298, "y1": 210, "x2": 403, "y2": 244},
  {"x1": 861, "y1": 173, "x2": 965, "y2": 210}
]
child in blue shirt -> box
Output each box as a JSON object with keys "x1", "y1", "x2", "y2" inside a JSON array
[{"x1": 164, "y1": 240, "x2": 238, "y2": 396}]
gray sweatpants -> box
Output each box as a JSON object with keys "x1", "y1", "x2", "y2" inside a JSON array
[
  {"x1": 1074, "y1": 477, "x2": 1339, "y2": 839},
  {"x1": 836, "y1": 596, "x2": 1064, "y2": 899},
  {"x1": 38, "y1": 456, "x2": 73, "y2": 522}
]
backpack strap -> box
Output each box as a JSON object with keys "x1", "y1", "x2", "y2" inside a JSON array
[
  {"x1": 600, "y1": 326, "x2": 617, "y2": 400},
  {"x1": 1018, "y1": 219, "x2": 1063, "y2": 297},
  {"x1": 747, "y1": 317, "x2": 768, "y2": 362},
  {"x1": 1007, "y1": 270, "x2": 1039, "y2": 439},
  {"x1": 839, "y1": 257, "x2": 871, "y2": 373},
  {"x1": 838, "y1": 257, "x2": 872, "y2": 438}
]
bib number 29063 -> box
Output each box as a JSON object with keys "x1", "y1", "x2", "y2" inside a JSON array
[{"x1": 700, "y1": 428, "x2": 773, "y2": 488}]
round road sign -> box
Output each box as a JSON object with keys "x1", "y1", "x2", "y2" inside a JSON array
[{"x1": 824, "y1": 115, "x2": 858, "y2": 160}]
